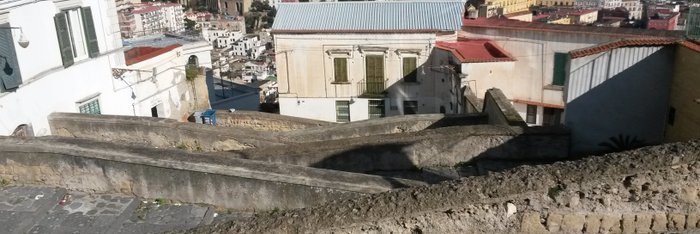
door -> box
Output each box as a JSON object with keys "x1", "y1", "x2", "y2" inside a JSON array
[{"x1": 365, "y1": 55, "x2": 384, "y2": 95}]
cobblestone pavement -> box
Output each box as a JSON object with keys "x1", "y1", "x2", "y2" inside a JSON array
[{"x1": 0, "y1": 185, "x2": 250, "y2": 234}]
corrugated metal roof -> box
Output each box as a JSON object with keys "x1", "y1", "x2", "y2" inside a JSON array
[{"x1": 271, "y1": 1, "x2": 464, "y2": 33}]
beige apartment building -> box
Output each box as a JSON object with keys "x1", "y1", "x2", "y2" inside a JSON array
[{"x1": 272, "y1": 1, "x2": 464, "y2": 122}]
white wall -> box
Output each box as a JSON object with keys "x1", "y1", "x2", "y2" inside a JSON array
[{"x1": 280, "y1": 97, "x2": 386, "y2": 123}]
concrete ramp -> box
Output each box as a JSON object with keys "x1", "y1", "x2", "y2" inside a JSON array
[{"x1": 0, "y1": 137, "x2": 423, "y2": 210}]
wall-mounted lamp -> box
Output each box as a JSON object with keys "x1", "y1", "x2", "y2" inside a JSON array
[
  {"x1": 0, "y1": 26, "x2": 29, "y2": 48},
  {"x1": 0, "y1": 55, "x2": 13, "y2": 76}
]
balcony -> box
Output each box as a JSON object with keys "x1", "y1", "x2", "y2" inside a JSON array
[{"x1": 357, "y1": 79, "x2": 388, "y2": 98}]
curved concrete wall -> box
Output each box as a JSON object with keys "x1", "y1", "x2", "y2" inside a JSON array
[
  {"x1": 0, "y1": 137, "x2": 423, "y2": 210},
  {"x1": 281, "y1": 113, "x2": 488, "y2": 143},
  {"x1": 230, "y1": 125, "x2": 569, "y2": 173},
  {"x1": 48, "y1": 112, "x2": 287, "y2": 151},
  {"x1": 215, "y1": 110, "x2": 335, "y2": 132}
]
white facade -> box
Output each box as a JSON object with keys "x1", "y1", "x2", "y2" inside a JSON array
[
  {"x1": 576, "y1": 0, "x2": 622, "y2": 9},
  {"x1": 120, "y1": 42, "x2": 212, "y2": 120},
  {"x1": 275, "y1": 33, "x2": 461, "y2": 123},
  {"x1": 0, "y1": 0, "x2": 130, "y2": 136},
  {"x1": 0, "y1": 0, "x2": 212, "y2": 136},
  {"x1": 132, "y1": 3, "x2": 184, "y2": 37},
  {"x1": 231, "y1": 35, "x2": 261, "y2": 58},
  {"x1": 622, "y1": 0, "x2": 643, "y2": 20}
]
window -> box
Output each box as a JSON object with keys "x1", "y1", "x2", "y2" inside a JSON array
[
  {"x1": 369, "y1": 100, "x2": 385, "y2": 119},
  {"x1": 526, "y1": 104, "x2": 537, "y2": 124},
  {"x1": 336, "y1": 101, "x2": 350, "y2": 122},
  {"x1": 542, "y1": 107, "x2": 563, "y2": 126},
  {"x1": 54, "y1": 7, "x2": 100, "y2": 68},
  {"x1": 402, "y1": 57, "x2": 417, "y2": 82},
  {"x1": 333, "y1": 58, "x2": 348, "y2": 82},
  {"x1": 78, "y1": 98, "x2": 101, "y2": 114},
  {"x1": 552, "y1": 53, "x2": 568, "y2": 86},
  {"x1": 403, "y1": 101, "x2": 418, "y2": 115}
]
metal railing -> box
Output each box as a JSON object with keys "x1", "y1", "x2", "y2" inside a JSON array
[{"x1": 357, "y1": 79, "x2": 387, "y2": 97}]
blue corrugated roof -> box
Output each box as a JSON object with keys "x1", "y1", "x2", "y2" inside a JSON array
[{"x1": 272, "y1": 1, "x2": 464, "y2": 32}]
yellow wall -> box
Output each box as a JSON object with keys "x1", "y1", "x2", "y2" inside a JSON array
[
  {"x1": 666, "y1": 46, "x2": 700, "y2": 142},
  {"x1": 486, "y1": 0, "x2": 538, "y2": 14},
  {"x1": 548, "y1": 17, "x2": 571, "y2": 24}
]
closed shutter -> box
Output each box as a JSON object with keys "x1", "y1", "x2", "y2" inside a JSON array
[
  {"x1": 552, "y1": 53, "x2": 568, "y2": 86},
  {"x1": 81, "y1": 7, "x2": 100, "y2": 58},
  {"x1": 403, "y1": 57, "x2": 417, "y2": 82},
  {"x1": 333, "y1": 58, "x2": 347, "y2": 82},
  {"x1": 0, "y1": 25, "x2": 22, "y2": 91},
  {"x1": 54, "y1": 13, "x2": 74, "y2": 68}
]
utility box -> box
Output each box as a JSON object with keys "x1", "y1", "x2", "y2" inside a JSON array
[{"x1": 201, "y1": 109, "x2": 217, "y2": 126}]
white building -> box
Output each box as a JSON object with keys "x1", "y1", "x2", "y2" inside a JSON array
[
  {"x1": 0, "y1": 0, "x2": 211, "y2": 136},
  {"x1": 0, "y1": 0, "x2": 128, "y2": 136},
  {"x1": 130, "y1": 2, "x2": 184, "y2": 37},
  {"x1": 272, "y1": 1, "x2": 464, "y2": 122},
  {"x1": 576, "y1": 0, "x2": 622, "y2": 9},
  {"x1": 232, "y1": 35, "x2": 261, "y2": 58},
  {"x1": 120, "y1": 36, "x2": 213, "y2": 120},
  {"x1": 622, "y1": 0, "x2": 643, "y2": 20}
]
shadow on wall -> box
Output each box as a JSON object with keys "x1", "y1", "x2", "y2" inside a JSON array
[
  {"x1": 565, "y1": 47, "x2": 674, "y2": 155},
  {"x1": 353, "y1": 50, "x2": 462, "y2": 116}
]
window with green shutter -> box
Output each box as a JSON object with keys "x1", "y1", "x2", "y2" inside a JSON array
[
  {"x1": 333, "y1": 58, "x2": 347, "y2": 82},
  {"x1": 336, "y1": 101, "x2": 350, "y2": 122},
  {"x1": 552, "y1": 52, "x2": 568, "y2": 86},
  {"x1": 0, "y1": 24, "x2": 22, "y2": 92},
  {"x1": 54, "y1": 7, "x2": 100, "y2": 68},
  {"x1": 403, "y1": 57, "x2": 417, "y2": 83},
  {"x1": 81, "y1": 7, "x2": 100, "y2": 58},
  {"x1": 78, "y1": 99, "x2": 101, "y2": 114}
]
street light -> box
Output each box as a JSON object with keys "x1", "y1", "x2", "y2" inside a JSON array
[{"x1": 0, "y1": 26, "x2": 30, "y2": 48}]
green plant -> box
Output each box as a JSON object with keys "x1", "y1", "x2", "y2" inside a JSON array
[
  {"x1": 0, "y1": 178, "x2": 10, "y2": 187},
  {"x1": 175, "y1": 142, "x2": 188, "y2": 150},
  {"x1": 185, "y1": 65, "x2": 199, "y2": 81},
  {"x1": 155, "y1": 198, "x2": 171, "y2": 206}
]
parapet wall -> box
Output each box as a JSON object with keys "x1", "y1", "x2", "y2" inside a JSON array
[
  {"x1": 49, "y1": 112, "x2": 286, "y2": 151},
  {"x1": 181, "y1": 140, "x2": 700, "y2": 233},
  {"x1": 483, "y1": 88, "x2": 527, "y2": 127},
  {"x1": 281, "y1": 113, "x2": 488, "y2": 143},
  {"x1": 230, "y1": 125, "x2": 569, "y2": 173},
  {"x1": 0, "y1": 137, "x2": 422, "y2": 210},
  {"x1": 215, "y1": 110, "x2": 334, "y2": 132}
]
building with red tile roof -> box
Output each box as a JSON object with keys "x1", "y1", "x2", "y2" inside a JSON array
[{"x1": 435, "y1": 39, "x2": 515, "y2": 63}]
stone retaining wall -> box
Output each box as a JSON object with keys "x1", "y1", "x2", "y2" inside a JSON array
[{"x1": 0, "y1": 137, "x2": 422, "y2": 210}]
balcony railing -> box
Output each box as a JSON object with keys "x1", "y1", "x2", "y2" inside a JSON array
[{"x1": 357, "y1": 79, "x2": 388, "y2": 97}]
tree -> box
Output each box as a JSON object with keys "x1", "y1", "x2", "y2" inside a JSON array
[{"x1": 184, "y1": 18, "x2": 196, "y2": 31}]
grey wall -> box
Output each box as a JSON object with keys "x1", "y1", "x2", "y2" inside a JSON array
[
  {"x1": 482, "y1": 88, "x2": 528, "y2": 127},
  {"x1": 215, "y1": 110, "x2": 334, "y2": 132},
  {"x1": 282, "y1": 113, "x2": 488, "y2": 143},
  {"x1": 229, "y1": 125, "x2": 569, "y2": 173},
  {"x1": 565, "y1": 46, "x2": 675, "y2": 154},
  {"x1": 0, "y1": 137, "x2": 422, "y2": 210},
  {"x1": 49, "y1": 112, "x2": 287, "y2": 152}
]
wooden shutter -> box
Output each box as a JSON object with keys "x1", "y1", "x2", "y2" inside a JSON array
[
  {"x1": 54, "y1": 13, "x2": 74, "y2": 68},
  {"x1": 0, "y1": 25, "x2": 22, "y2": 91},
  {"x1": 552, "y1": 53, "x2": 568, "y2": 86},
  {"x1": 333, "y1": 58, "x2": 347, "y2": 82},
  {"x1": 81, "y1": 7, "x2": 100, "y2": 58},
  {"x1": 403, "y1": 57, "x2": 417, "y2": 82}
]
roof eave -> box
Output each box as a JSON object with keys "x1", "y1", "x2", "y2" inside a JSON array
[{"x1": 271, "y1": 29, "x2": 452, "y2": 34}]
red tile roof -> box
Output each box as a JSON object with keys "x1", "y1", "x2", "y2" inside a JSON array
[
  {"x1": 462, "y1": 18, "x2": 686, "y2": 38},
  {"x1": 435, "y1": 38, "x2": 516, "y2": 63},
  {"x1": 568, "y1": 38, "x2": 678, "y2": 58},
  {"x1": 679, "y1": 40, "x2": 700, "y2": 53},
  {"x1": 125, "y1": 44, "x2": 181, "y2": 66}
]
